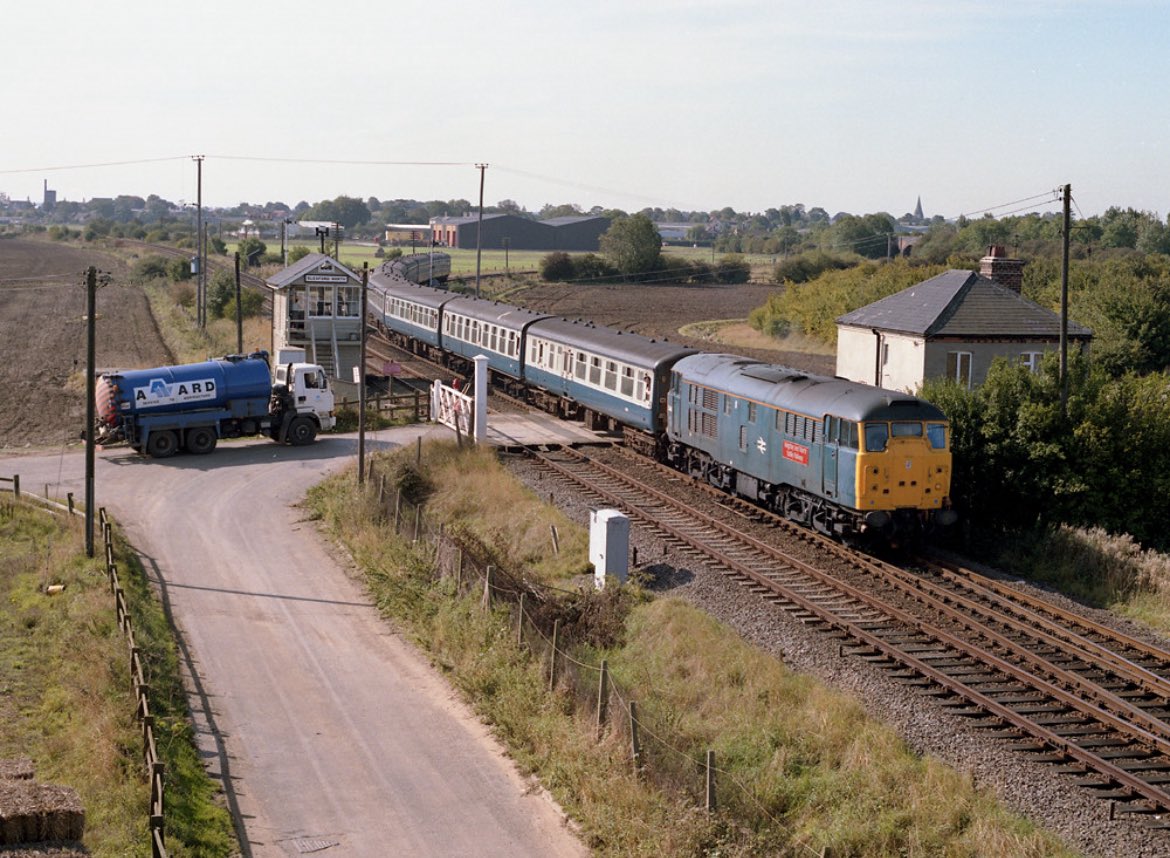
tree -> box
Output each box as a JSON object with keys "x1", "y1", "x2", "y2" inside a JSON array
[
  {"x1": 600, "y1": 214, "x2": 662, "y2": 278},
  {"x1": 540, "y1": 252, "x2": 575, "y2": 281},
  {"x1": 303, "y1": 196, "x2": 371, "y2": 230},
  {"x1": 238, "y1": 238, "x2": 267, "y2": 266}
]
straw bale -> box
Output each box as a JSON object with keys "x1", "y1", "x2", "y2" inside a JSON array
[
  {"x1": 0, "y1": 761, "x2": 33, "y2": 782},
  {"x1": 0, "y1": 781, "x2": 84, "y2": 846}
]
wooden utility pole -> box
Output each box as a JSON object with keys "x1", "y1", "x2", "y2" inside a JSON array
[
  {"x1": 84, "y1": 266, "x2": 97, "y2": 557},
  {"x1": 474, "y1": 163, "x2": 487, "y2": 297},
  {"x1": 192, "y1": 155, "x2": 205, "y2": 329},
  {"x1": 1060, "y1": 183, "x2": 1071, "y2": 418},
  {"x1": 234, "y1": 252, "x2": 243, "y2": 354},
  {"x1": 358, "y1": 263, "x2": 369, "y2": 485}
]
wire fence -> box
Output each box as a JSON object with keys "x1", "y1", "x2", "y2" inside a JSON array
[{"x1": 367, "y1": 460, "x2": 827, "y2": 857}]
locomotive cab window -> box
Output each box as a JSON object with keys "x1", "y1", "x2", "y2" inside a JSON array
[
  {"x1": 864, "y1": 423, "x2": 889, "y2": 452},
  {"x1": 891, "y1": 421, "x2": 923, "y2": 438},
  {"x1": 927, "y1": 422, "x2": 948, "y2": 450}
]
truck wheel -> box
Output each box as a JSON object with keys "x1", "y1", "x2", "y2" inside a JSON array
[
  {"x1": 287, "y1": 416, "x2": 317, "y2": 446},
  {"x1": 186, "y1": 427, "x2": 218, "y2": 455},
  {"x1": 146, "y1": 430, "x2": 178, "y2": 459}
]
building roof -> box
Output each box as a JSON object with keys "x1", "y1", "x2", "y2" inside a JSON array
[
  {"x1": 265, "y1": 253, "x2": 362, "y2": 290},
  {"x1": 540, "y1": 215, "x2": 608, "y2": 227},
  {"x1": 836, "y1": 269, "x2": 1092, "y2": 339}
]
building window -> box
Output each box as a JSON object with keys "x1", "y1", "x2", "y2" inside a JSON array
[
  {"x1": 1020, "y1": 351, "x2": 1043, "y2": 373},
  {"x1": 946, "y1": 351, "x2": 973, "y2": 388}
]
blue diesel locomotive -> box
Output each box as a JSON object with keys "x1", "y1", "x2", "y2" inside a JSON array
[{"x1": 665, "y1": 353, "x2": 955, "y2": 539}]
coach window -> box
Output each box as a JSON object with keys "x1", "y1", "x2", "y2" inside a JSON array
[
  {"x1": 723, "y1": 395, "x2": 734, "y2": 415},
  {"x1": 864, "y1": 423, "x2": 889, "y2": 452},
  {"x1": 621, "y1": 366, "x2": 634, "y2": 397},
  {"x1": 927, "y1": 423, "x2": 948, "y2": 450},
  {"x1": 590, "y1": 356, "x2": 602, "y2": 385},
  {"x1": 604, "y1": 360, "x2": 617, "y2": 390},
  {"x1": 575, "y1": 351, "x2": 587, "y2": 380}
]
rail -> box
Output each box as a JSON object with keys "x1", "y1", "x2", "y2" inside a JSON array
[{"x1": 524, "y1": 446, "x2": 1170, "y2": 824}]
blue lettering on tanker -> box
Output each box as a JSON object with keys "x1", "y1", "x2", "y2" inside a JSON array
[{"x1": 134, "y1": 377, "x2": 217, "y2": 408}]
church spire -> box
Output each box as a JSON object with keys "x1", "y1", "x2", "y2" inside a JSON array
[{"x1": 913, "y1": 196, "x2": 924, "y2": 220}]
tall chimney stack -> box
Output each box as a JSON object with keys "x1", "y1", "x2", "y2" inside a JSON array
[{"x1": 980, "y1": 245, "x2": 1025, "y2": 293}]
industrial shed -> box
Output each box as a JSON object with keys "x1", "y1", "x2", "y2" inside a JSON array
[{"x1": 430, "y1": 214, "x2": 610, "y2": 251}]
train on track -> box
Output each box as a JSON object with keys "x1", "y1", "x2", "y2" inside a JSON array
[{"x1": 366, "y1": 267, "x2": 956, "y2": 542}]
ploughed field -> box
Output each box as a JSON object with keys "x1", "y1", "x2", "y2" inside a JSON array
[
  {"x1": 508, "y1": 280, "x2": 836, "y2": 376},
  {"x1": 0, "y1": 238, "x2": 172, "y2": 449}
]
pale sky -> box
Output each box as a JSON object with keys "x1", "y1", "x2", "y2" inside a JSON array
[{"x1": 1, "y1": 0, "x2": 1165, "y2": 219}]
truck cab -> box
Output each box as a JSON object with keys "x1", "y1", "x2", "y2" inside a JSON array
[{"x1": 274, "y1": 360, "x2": 337, "y2": 437}]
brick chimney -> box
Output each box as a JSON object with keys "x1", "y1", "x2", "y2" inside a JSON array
[{"x1": 979, "y1": 245, "x2": 1024, "y2": 293}]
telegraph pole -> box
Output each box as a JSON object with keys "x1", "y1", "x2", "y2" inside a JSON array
[
  {"x1": 358, "y1": 262, "x2": 369, "y2": 485},
  {"x1": 83, "y1": 266, "x2": 108, "y2": 558},
  {"x1": 475, "y1": 163, "x2": 487, "y2": 298},
  {"x1": 192, "y1": 155, "x2": 205, "y2": 329},
  {"x1": 1059, "y1": 184, "x2": 1071, "y2": 418},
  {"x1": 234, "y1": 251, "x2": 243, "y2": 354}
]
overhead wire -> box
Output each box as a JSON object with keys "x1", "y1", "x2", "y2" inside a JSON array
[{"x1": 955, "y1": 189, "x2": 1061, "y2": 220}]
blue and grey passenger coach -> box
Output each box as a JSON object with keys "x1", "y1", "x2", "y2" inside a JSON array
[{"x1": 524, "y1": 318, "x2": 696, "y2": 449}]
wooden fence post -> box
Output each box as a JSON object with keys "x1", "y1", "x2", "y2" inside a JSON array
[
  {"x1": 596, "y1": 659, "x2": 609, "y2": 735},
  {"x1": 549, "y1": 525, "x2": 560, "y2": 555},
  {"x1": 12, "y1": 474, "x2": 18, "y2": 499},
  {"x1": 413, "y1": 505, "x2": 421, "y2": 543},
  {"x1": 416, "y1": 435, "x2": 421, "y2": 465},
  {"x1": 482, "y1": 565, "x2": 493, "y2": 609},
  {"x1": 549, "y1": 619, "x2": 560, "y2": 691},
  {"x1": 456, "y1": 548, "x2": 463, "y2": 593},
  {"x1": 394, "y1": 491, "x2": 402, "y2": 533},
  {"x1": 517, "y1": 592, "x2": 526, "y2": 646},
  {"x1": 630, "y1": 701, "x2": 642, "y2": 775},
  {"x1": 67, "y1": 492, "x2": 74, "y2": 515},
  {"x1": 706, "y1": 749, "x2": 716, "y2": 813}
]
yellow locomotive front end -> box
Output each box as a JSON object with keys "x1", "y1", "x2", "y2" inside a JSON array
[{"x1": 853, "y1": 418, "x2": 954, "y2": 533}]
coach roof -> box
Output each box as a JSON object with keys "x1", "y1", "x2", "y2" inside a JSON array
[
  {"x1": 528, "y1": 317, "x2": 697, "y2": 368},
  {"x1": 673, "y1": 353, "x2": 946, "y2": 423}
]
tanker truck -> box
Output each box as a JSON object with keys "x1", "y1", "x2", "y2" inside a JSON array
[{"x1": 91, "y1": 348, "x2": 335, "y2": 458}]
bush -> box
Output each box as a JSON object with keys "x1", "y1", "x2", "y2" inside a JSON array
[
  {"x1": 288, "y1": 245, "x2": 312, "y2": 264},
  {"x1": 715, "y1": 254, "x2": 751, "y2": 283},
  {"x1": 540, "y1": 251, "x2": 575, "y2": 281},
  {"x1": 773, "y1": 250, "x2": 856, "y2": 284},
  {"x1": 131, "y1": 254, "x2": 172, "y2": 281},
  {"x1": 168, "y1": 257, "x2": 193, "y2": 281},
  {"x1": 222, "y1": 290, "x2": 266, "y2": 320},
  {"x1": 169, "y1": 280, "x2": 195, "y2": 308}
]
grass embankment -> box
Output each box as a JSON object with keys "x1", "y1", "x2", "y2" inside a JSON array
[
  {"x1": 306, "y1": 440, "x2": 1076, "y2": 857},
  {"x1": 981, "y1": 527, "x2": 1170, "y2": 634},
  {"x1": 0, "y1": 502, "x2": 235, "y2": 856},
  {"x1": 142, "y1": 280, "x2": 271, "y2": 365}
]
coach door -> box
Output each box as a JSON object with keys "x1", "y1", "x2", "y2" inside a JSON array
[{"x1": 822, "y1": 415, "x2": 839, "y2": 498}]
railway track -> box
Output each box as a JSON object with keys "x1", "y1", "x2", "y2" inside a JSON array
[{"x1": 522, "y1": 444, "x2": 1170, "y2": 826}]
